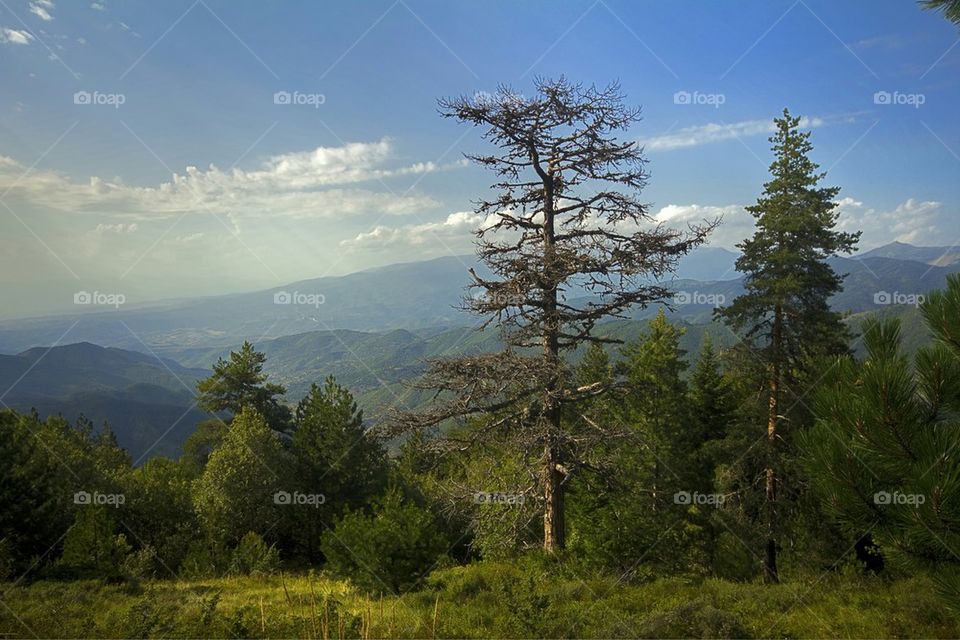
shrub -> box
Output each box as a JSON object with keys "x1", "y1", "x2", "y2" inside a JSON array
[
  {"x1": 228, "y1": 532, "x2": 280, "y2": 576},
  {"x1": 178, "y1": 541, "x2": 230, "y2": 579},
  {"x1": 321, "y1": 488, "x2": 448, "y2": 593},
  {"x1": 54, "y1": 506, "x2": 131, "y2": 580}
]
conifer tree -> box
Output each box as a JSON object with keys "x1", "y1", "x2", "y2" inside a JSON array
[
  {"x1": 289, "y1": 376, "x2": 387, "y2": 561},
  {"x1": 803, "y1": 277, "x2": 960, "y2": 609},
  {"x1": 620, "y1": 309, "x2": 689, "y2": 501},
  {"x1": 390, "y1": 78, "x2": 713, "y2": 552},
  {"x1": 716, "y1": 108, "x2": 859, "y2": 582},
  {"x1": 196, "y1": 341, "x2": 292, "y2": 431},
  {"x1": 687, "y1": 334, "x2": 738, "y2": 490}
]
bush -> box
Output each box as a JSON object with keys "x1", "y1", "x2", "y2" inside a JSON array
[
  {"x1": 228, "y1": 532, "x2": 280, "y2": 576},
  {"x1": 636, "y1": 598, "x2": 751, "y2": 639},
  {"x1": 321, "y1": 488, "x2": 448, "y2": 594},
  {"x1": 54, "y1": 506, "x2": 131, "y2": 580},
  {"x1": 178, "y1": 541, "x2": 230, "y2": 579}
]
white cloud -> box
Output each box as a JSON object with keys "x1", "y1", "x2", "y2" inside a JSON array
[
  {"x1": 640, "y1": 116, "x2": 833, "y2": 152},
  {"x1": 836, "y1": 197, "x2": 951, "y2": 248},
  {"x1": 0, "y1": 139, "x2": 463, "y2": 220},
  {"x1": 29, "y1": 1, "x2": 54, "y2": 21},
  {"x1": 0, "y1": 27, "x2": 34, "y2": 45},
  {"x1": 342, "y1": 204, "x2": 750, "y2": 255},
  {"x1": 655, "y1": 203, "x2": 753, "y2": 249},
  {"x1": 654, "y1": 197, "x2": 955, "y2": 251},
  {"x1": 341, "y1": 211, "x2": 490, "y2": 251},
  {"x1": 90, "y1": 1, "x2": 105, "y2": 10}
]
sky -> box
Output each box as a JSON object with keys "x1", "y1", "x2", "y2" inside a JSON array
[{"x1": 0, "y1": 0, "x2": 958, "y2": 317}]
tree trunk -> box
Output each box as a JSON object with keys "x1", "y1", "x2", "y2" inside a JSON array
[
  {"x1": 764, "y1": 303, "x2": 782, "y2": 583},
  {"x1": 543, "y1": 441, "x2": 565, "y2": 551},
  {"x1": 541, "y1": 156, "x2": 565, "y2": 553}
]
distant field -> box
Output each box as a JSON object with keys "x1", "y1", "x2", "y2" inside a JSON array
[{"x1": 1, "y1": 565, "x2": 955, "y2": 639}]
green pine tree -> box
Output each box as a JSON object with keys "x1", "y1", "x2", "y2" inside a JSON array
[
  {"x1": 802, "y1": 276, "x2": 960, "y2": 611},
  {"x1": 687, "y1": 334, "x2": 738, "y2": 493},
  {"x1": 289, "y1": 376, "x2": 387, "y2": 561},
  {"x1": 621, "y1": 309, "x2": 689, "y2": 499},
  {"x1": 716, "y1": 108, "x2": 859, "y2": 582},
  {"x1": 196, "y1": 341, "x2": 292, "y2": 431},
  {"x1": 570, "y1": 311, "x2": 708, "y2": 575}
]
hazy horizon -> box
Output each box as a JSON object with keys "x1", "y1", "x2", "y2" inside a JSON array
[{"x1": 2, "y1": 1, "x2": 958, "y2": 317}]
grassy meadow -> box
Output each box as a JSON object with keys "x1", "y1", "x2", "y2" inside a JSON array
[{"x1": 1, "y1": 562, "x2": 955, "y2": 639}]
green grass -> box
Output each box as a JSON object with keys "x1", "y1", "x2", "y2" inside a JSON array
[{"x1": 1, "y1": 564, "x2": 955, "y2": 638}]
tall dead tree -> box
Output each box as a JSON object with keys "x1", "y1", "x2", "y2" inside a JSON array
[{"x1": 388, "y1": 78, "x2": 714, "y2": 553}]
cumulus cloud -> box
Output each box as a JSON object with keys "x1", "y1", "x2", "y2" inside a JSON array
[
  {"x1": 341, "y1": 211, "x2": 491, "y2": 252},
  {"x1": 0, "y1": 139, "x2": 463, "y2": 220},
  {"x1": 654, "y1": 197, "x2": 954, "y2": 251},
  {"x1": 29, "y1": 0, "x2": 54, "y2": 21},
  {"x1": 342, "y1": 204, "x2": 748, "y2": 255},
  {"x1": 836, "y1": 197, "x2": 951, "y2": 248},
  {"x1": 0, "y1": 27, "x2": 34, "y2": 45},
  {"x1": 654, "y1": 203, "x2": 753, "y2": 248},
  {"x1": 640, "y1": 116, "x2": 834, "y2": 152},
  {"x1": 90, "y1": 1, "x2": 105, "y2": 10}
]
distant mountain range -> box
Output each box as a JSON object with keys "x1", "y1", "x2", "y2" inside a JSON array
[
  {"x1": 858, "y1": 241, "x2": 960, "y2": 266},
  {"x1": 0, "y1": 247, "x2": 741, "y2": 355},
  {"x1": 0, "y1": 241, "x2": 953, "y2": 356},
  {"x1": 0, "y1": 241, "x2": 954, "y2": 462},
  {"x1": 0, "y1": 342, "x2": 210, "y2": 461}
]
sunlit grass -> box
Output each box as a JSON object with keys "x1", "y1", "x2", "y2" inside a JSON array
[{"x1": 1, "y1": 564, "x2": 956, "y2": 638}]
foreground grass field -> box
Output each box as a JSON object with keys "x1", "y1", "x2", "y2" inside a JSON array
[{"x1": 1, "y1": 562, "x2": 956, "y2": 638}]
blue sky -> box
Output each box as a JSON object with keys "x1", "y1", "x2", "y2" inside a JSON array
[{"x1": 0, "y1": 0, "x2": 958, "y2": 316}]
